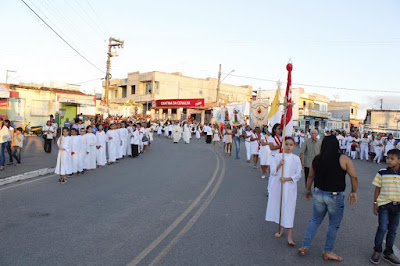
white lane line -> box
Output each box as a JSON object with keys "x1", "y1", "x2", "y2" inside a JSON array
[
  {"x1": 148, "y1": 151, "x2": 227, "y2": 266},
  {"x1": 0, "y1": 174, "x2": 57, "y2": 191},
  {"x1": 128, "y1": 150, "x2": 221, "y2": 266}
]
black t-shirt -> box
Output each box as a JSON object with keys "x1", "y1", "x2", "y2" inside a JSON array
[{"x1": 313, "y1": 154, "x2": 347, "y2": 192}]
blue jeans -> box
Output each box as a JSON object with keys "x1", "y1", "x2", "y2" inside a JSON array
[
  {"x1": 374, "y1": 203, "x2": 400, "y2": 255},
  {"x1": 302, "y1": 188, "x2": 345, "y2": 252},
  {"x1": 234, "y1": 136, "x2": 240, "y2": 159},
  {"x1": 0, "y1": 142, "x2": 7, "y2": 167}
]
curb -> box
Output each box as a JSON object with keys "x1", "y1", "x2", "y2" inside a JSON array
[{"x1": 0, "y1": 168, "x2": 55, "y2": 186}]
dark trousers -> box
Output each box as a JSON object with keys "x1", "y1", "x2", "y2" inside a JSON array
[
  {"x1": 44, "y1": 138, "x2": 52, "y2": 153},
  {"x1": 12, "y1": 146, "x2": 21, "y2": 164},
  {"x1": 374, "y1": 203, "x2": 400, "y2": 255},
  {"x1": 131, "y1": 144, "x2": 139, "y2": 157},
  {"x1": 304, "y1": 167, "x2": 310, "y2": 187},
  {"x1": 206, "y1": 135, "x2": 212, "y2": 143},
  {"x1": 6, "y1": 141, "x2": 13, "y2": 163}
]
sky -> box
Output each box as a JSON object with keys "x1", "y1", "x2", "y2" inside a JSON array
[{"x1": 1, "y1": 0, "x2": 400, "y2": 119}]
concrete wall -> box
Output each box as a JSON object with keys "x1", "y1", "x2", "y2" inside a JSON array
[{"x1": 370, "y1": 111, "x2": 400, "y2": 130}]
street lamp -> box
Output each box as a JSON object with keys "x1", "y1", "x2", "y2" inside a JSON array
[
  {"x1": 216, "y1": 66, "x2": 235, "y2": 107},
  {"x1": 6, "y1": 70, "x2": 16, "y2": 84}
]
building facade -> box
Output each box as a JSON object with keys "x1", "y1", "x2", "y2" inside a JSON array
[
  {"x1": 364, "y1": 109, "x2": 400, "y2": 137},
  {"x1": 1, "y1": 83, "x2": 96, "y2": 127},
  {"x1": 105, "y1": 71, "x2": 253, "y2": 123},
  {"x1": 328, "y1": 101, "x2": 360, "y2": 131}
]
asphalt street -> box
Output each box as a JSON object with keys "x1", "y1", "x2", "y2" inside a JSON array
[{"x1": 0, "y1": 135, "x2": 398, "y2": 265}]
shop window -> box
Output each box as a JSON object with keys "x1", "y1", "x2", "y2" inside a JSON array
[
  {"x1": 351, "y1": 108, "x2": 354, "y2": 115},
  {"x1": 303, "y1": 101, "x2": 306, "y2": 107},
  {"x1": 115, "y1": 90, "x2": 118, "y2": 98},
  {"x1": 171, "y1": 108, "x2": 177, "y2": 114},
  {"x1": 131, "y1": 85, "x2": 136, "y2": 94},
  {"x1": 146, "y1": 83, "x2": 152, "y2": 94}
]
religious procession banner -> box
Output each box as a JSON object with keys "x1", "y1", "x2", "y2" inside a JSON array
[
  {"x1": 227, "y1": 105, "x2": 244, "y2": 126},
  {"x1": 251, "y1": 101, "x2": 269, "y2": 127},
  {"x1": 212, "y1": 107, "x2": 230, "y2": 124}
]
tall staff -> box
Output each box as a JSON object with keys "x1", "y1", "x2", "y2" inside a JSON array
[
  {"x1": 278, "y1": 62, "x2": 293, "y2": 230},
  {"x1": 58, "y1": 126, "x2": 63, "y2": 183}
]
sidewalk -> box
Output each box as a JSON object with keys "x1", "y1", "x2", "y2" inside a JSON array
[{"x1": 0, "y1": 136, "x2": 57, "y2": 179}]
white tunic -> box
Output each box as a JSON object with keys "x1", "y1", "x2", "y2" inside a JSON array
[
  {"x1": 106, "y1": 129, "x2": 118, "y2": 163},
  {"x1": 119, "y1": 128, "x2": 128, "y2": 157},
  {"x1": 70, "y1": 135, "x2": 84, "y2": 173},
  {"x1": 55, "y1": 136, "x2": 72, "y2": 175},
  {"x1": 126, "y1": 127, "x2": 133, "y2": 156},
  {"x1": 259, "y1": 134, "x2": 270, "y2": 166},
  {"x1": 172, "y1": 126, "x2": 182, "y2": 142},
  {"x1": 250, "y1": 132, "x2": 260, "y2": 155},
  {"x1": 265, "y1": 153, "x2": 302, "y2": 228},
  {"x1": 96, "y1": 131, "x2": 107, "y2": 166},
  {"x1": 385, "y1": 139, "x2": 396, "y2": 156},
  {"x1": 84, "y1": 133, "x2": 97, "y2": 170},
  {"x1": 183, "y1": 124, "x2": 191, "y2": 144}
]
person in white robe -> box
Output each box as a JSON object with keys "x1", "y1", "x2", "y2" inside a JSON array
[
  {"x1": 70, "y1": 128, "x2": 83, "y2": 174},
  {"x1": 106, "y1": 124, "x2": 118, "y2": 164},
  {"x1": 384, "y1": 134, "x2": 396, "y2": 157},
  {"x1": 183, "y1": 123, "x2": 191, "y2": 144},
  {"x1": 119, "y1": 123, "x2": 128, "y2": 158},
  {"x1": 244, "y1": 126, "x2": 252, "y2": 162},
  {"x1": 96, "y1": 125, "x2": 107, "y2": 167},
  {"x1": 172, "y1": 123, "x2": 182, "y2": 143},
  {"x1": 250, "y1": 127, "x2": 261, "y2": 169},
  {"x1": 84, "y1": 127, "x2": 97, "y2": 170},
  {"x1": 195, "y1": 124, "x2": 201, "y2": 139},
  {"x1": 168, "y1": 123, "x2": 173, "y2": 139},
  {"x1": 79, "y1": 128, "x2": 88, "y2": 172},
  {"x1": 126, "y1": 123, "x2": 133, "y2": 156},
  {"x1": 137, "y1": 124, "x2": 144, "y2": 153},
  {"x1": 373, "y1": 135, "x2": 384, "y2": 163},
  {"x1": 265, "y1": 137, "x2": 302, "y2": 246},
  {"x1": 55, "y1": 128, "x2": 72, "y2": 183},
  {"x1": 157, "y1": 122, "x2": 163, "y2": 136},
  {"x1": 259, "y1": 132, "x2": 271, "y2": 180}
]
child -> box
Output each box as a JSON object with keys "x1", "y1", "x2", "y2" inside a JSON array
[
  {"x1": 96, "y1": 124, "x2": 107, "y2": 167},
  {"x1": 106, "y1": 123, "x2": 117, "y2": 164},
  {"x1": 265, "y1": 137, "x2": 302, "y2": 246},
  {"x1": 84, "y1": 126, "x2": 97, "y2": 170},
  {"x1": 70, "y1": 128, "x2": 83, "y2": 175},
  {"x1": 55, "y1": 128, "x2": 72, "y2": 183},
  {"x1": 12, "y1": 127, "x2": 24, "y2": 165},
  {"x1": 351, "y1": 140, "x2": 357, "y2": 160},
  {"x1": 370, "y1": 149, "x2": 400, "y2": 265}
]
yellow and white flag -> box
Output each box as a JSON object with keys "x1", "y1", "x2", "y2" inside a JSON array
[{"x1": 267, "y1": 85, "x2": 282, "y2": 132}]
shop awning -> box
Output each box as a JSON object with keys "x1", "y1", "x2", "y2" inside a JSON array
[{"x1": 0, "y1": 86, "x2": 10, "y2": 98}]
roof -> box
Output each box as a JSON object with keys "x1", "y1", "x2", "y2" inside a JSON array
[
  {"x1": 366, "y1": 109, "x2": 400, "y2": 113},
  {"x1": 2, "y1": 83, "x2": 90, "y2": 96}
]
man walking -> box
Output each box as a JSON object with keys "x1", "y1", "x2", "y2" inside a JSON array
[
  {"x1": 43, "y1": 120, "x2": 55, "y2": 153},
  {"x1": 300, "y1": 129, "x2": 322, "y2": 188}
]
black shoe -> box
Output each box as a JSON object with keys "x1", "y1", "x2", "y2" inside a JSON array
[
  {"x1": 370, "y1": 251, "x2": 381, "y2": 264},
  {"x1": 383, "y1": 254, "x2": 400, "y2": 265}
]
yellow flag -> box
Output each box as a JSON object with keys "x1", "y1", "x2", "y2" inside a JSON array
[{"x1": 267, "y1": 87, "x2": 280, "y2": 119}]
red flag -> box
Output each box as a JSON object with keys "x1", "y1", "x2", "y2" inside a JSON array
[{"x1": 281, "y1": 63, "x2": 293, "y2": 137}]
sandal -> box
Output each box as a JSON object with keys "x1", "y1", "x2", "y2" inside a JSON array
[
  {"x1": 323, "y1": 252, "x2": 343, "y2": 261},
  {"x1": 299, "y1": 248, "x2": 308, "y2": 256}
]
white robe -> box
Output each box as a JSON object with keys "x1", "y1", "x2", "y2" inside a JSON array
[
  {"x1": 70, "y1": 135, "x2": 84, "y2": 173},
  {"x1": 259, "y1": 134, "x2": 270, "y2": 166},
  {"x1": 183, "y1": 125, "x2": 191, "y2": 144},
  {"x1": 55, "y1": 136, "x2": 72, "y2": 175},
  {"x1": 126, "y1": 127, "x2": 132, "y2": 156},
  {"x1": 84, "y1": 133, "x2": 97, "y2": 170},
  {"x1": 106, "y1": 129, "x2": 118, "y2": 163},
  {"x1": 96, "y1": 131, "x2": 107, "y2": 166},
  {"x1": 195, "y1": 126, "x2": 201, "y2": 139},
  {"x1": 265, "y1": 153, "x2": 302, "y2": 228},
  {"x1": 119, "y1": 128, "x2": 128, "y2": 157},
  {"x1": 172, "y1": 126, "x2": 182, "y2": 143}
]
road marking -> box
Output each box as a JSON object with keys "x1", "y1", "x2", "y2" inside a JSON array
[
  {"x1": 149, "y1": 151, "x2": 226, "y2": 266},
  {"x1": 128, "y1": 150, "x2": 222, "y2": 266},
  {"x1": 0, "y1": 174, "x2": 57, "y2": 191}
]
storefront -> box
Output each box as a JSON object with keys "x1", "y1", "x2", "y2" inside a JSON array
[
  {"x1": 151, "y1": 98, "x2": 207, "y2": 122},
  {"x1": 56, "y1": 93, "x2": 96, "y2": 124},
  {"x1": 0, "y1": 85, "x2": 10, "y2": 120}
]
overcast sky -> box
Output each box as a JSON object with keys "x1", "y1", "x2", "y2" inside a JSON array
[{"x1": 1, "y1": 0, "x2": 399, "y2": 118}]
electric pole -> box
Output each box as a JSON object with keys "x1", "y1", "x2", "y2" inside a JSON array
[
  {"x1": 6, "y1": 70, "x2": 16, "y2": 84},
  {"x1": 380, "y1": 99, "x2": 383, "y2": 110},
  {"x1": 104, "y1": 37, "x2": 124, "y2": 107},
  {"x1": 216, "y1": 64, "x2": 221, "y2": 107}
]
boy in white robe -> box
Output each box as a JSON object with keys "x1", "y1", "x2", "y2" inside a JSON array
[
  {"x1": 70, "y1": 128, "x2": 83, "y2": 174},
  {"x1": 126, "y1": 123, "x2": 133, "y2": 156},
  {"x1": 96, "y1": 124, "x2": 107, "y2": 167},
  {"x1": 79, "y1": 128, "x2": 88, "y2": 172},
  {"x1": 130, "y1": 124, "x2": 140, "y2": 157},
  {"x1": 106, "y1": 124, "x2": 117, "y2": 164},
  {"x1": 84, "y1": 127, "x2": 97, "y2": 170},
  {"x1": 55, "y1": 128, "x2": 72, "y2": 183},
  {"x1": 183, "y1": 123, "x2": 191, "y2": 144},
  {"x1": 266, "y1": 137, "x2": 302, "y2": 246},
  {"x1": 119, "y1": 122, "x2": 128, "y2": 158},
  {"x1": 172, "y1": 123, "x2": 182, "y2": 143}
]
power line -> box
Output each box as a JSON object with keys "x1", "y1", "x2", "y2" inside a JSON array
[
  {"x1": 225, "y1": 73, "x2": 400, "y2": 94},
  {"x1": 21, "y1": 0, "x2": 105, "y2": 74}
]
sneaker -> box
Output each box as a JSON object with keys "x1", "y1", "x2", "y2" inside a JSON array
[
  {"x1": 383, "y1": 254, "x2": 400, "y2": 265},
  {"x1": 261, "y1": 175, "x2": 265, "y2": 179},
  {"x1": 253, "y1": 166, "x2": 258, "y2": 169},
  {"x1": 370, "y1": 251, "x2": 381, "y2": 264}
]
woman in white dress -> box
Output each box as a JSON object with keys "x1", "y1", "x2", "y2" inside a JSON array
[
  {"x1": 250, "y1": 127, "x2": 261, "y2": 169},
  {"x1": 259, "y1": 130, "x2": 270, "y2": 180},
  {"x1": 212, "y1": 124, "x2": 221, "y2": 149},
  {"x1": 96, "y1": 124, "x2": 107, "y2": 167},
  {"x1": 373, "y1": 135, "x2": 384, "y2": 163},
  {"x1": 244, "y1": 126, "x2": 252, "y2": 163},
  {"x1": 195, "y1": 124, "x2": 201, "y2": 140},
  {"x1": 265, "y1": 137, "x2": 302, "y2": 246},
  {"x1": 359, "y1": 133, "x2": 369, "y2": 161},
  {"x1": 268, "y1": 123, "x2": 283, "y2": 159},
  {"x1": 339, "y1": 132, "x2": 347, "y2": 154},
  {"x1": 84, "y1": 126, "x2": 97, "y2": 170},
  {"x1": 55, "y1": 128, "x2": 72, "y2": 183},
  {"x1": 384, "y1": 133, "x2": 396, "y2": 158},
  {"x1": 299, "y1": 130, "x2": 305, "y2": 148}
]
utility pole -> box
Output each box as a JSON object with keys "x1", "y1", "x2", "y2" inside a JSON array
[
  {"x1": 104, "y1": 37, "x2": 124, "y2": 107},
  {"x1": 380, "y1": 98, "x2": 383, "y2": 110},
  {"x1": 216, "y1": 64, "x2": 221, "y2": 107},
  {"x1": 5, "y1": 70, "x2": 16, "y2": 84}
]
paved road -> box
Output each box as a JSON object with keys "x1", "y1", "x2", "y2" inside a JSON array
[{"x1": 0, "y1": 136, "x2": 398, "y2": 265}]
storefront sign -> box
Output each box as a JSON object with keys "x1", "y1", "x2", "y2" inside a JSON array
[
  {"x1": 394, "y1": 112, "x2": 400, "y2": 122},
  {"x1": 57, "y1": 93, "x2": 96, "y2": 106},
  {"x1": 0, "y1": 99, "x2": 9, "y2": 108},
  {"x1": 152, "y1": 99, "x2": 204, "y2": 108}
]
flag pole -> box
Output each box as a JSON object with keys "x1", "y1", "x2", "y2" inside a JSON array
[
  {"x1": 58, "y1": 126, "x2": 63, "y2": 183},
  {"x1": 278, "y1": 62, "x2": 293, "y2": 231}
]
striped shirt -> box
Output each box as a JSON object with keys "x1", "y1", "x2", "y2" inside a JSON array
[{"x1": 372, "y1": 167, "x2": 400, "y2": 206}]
